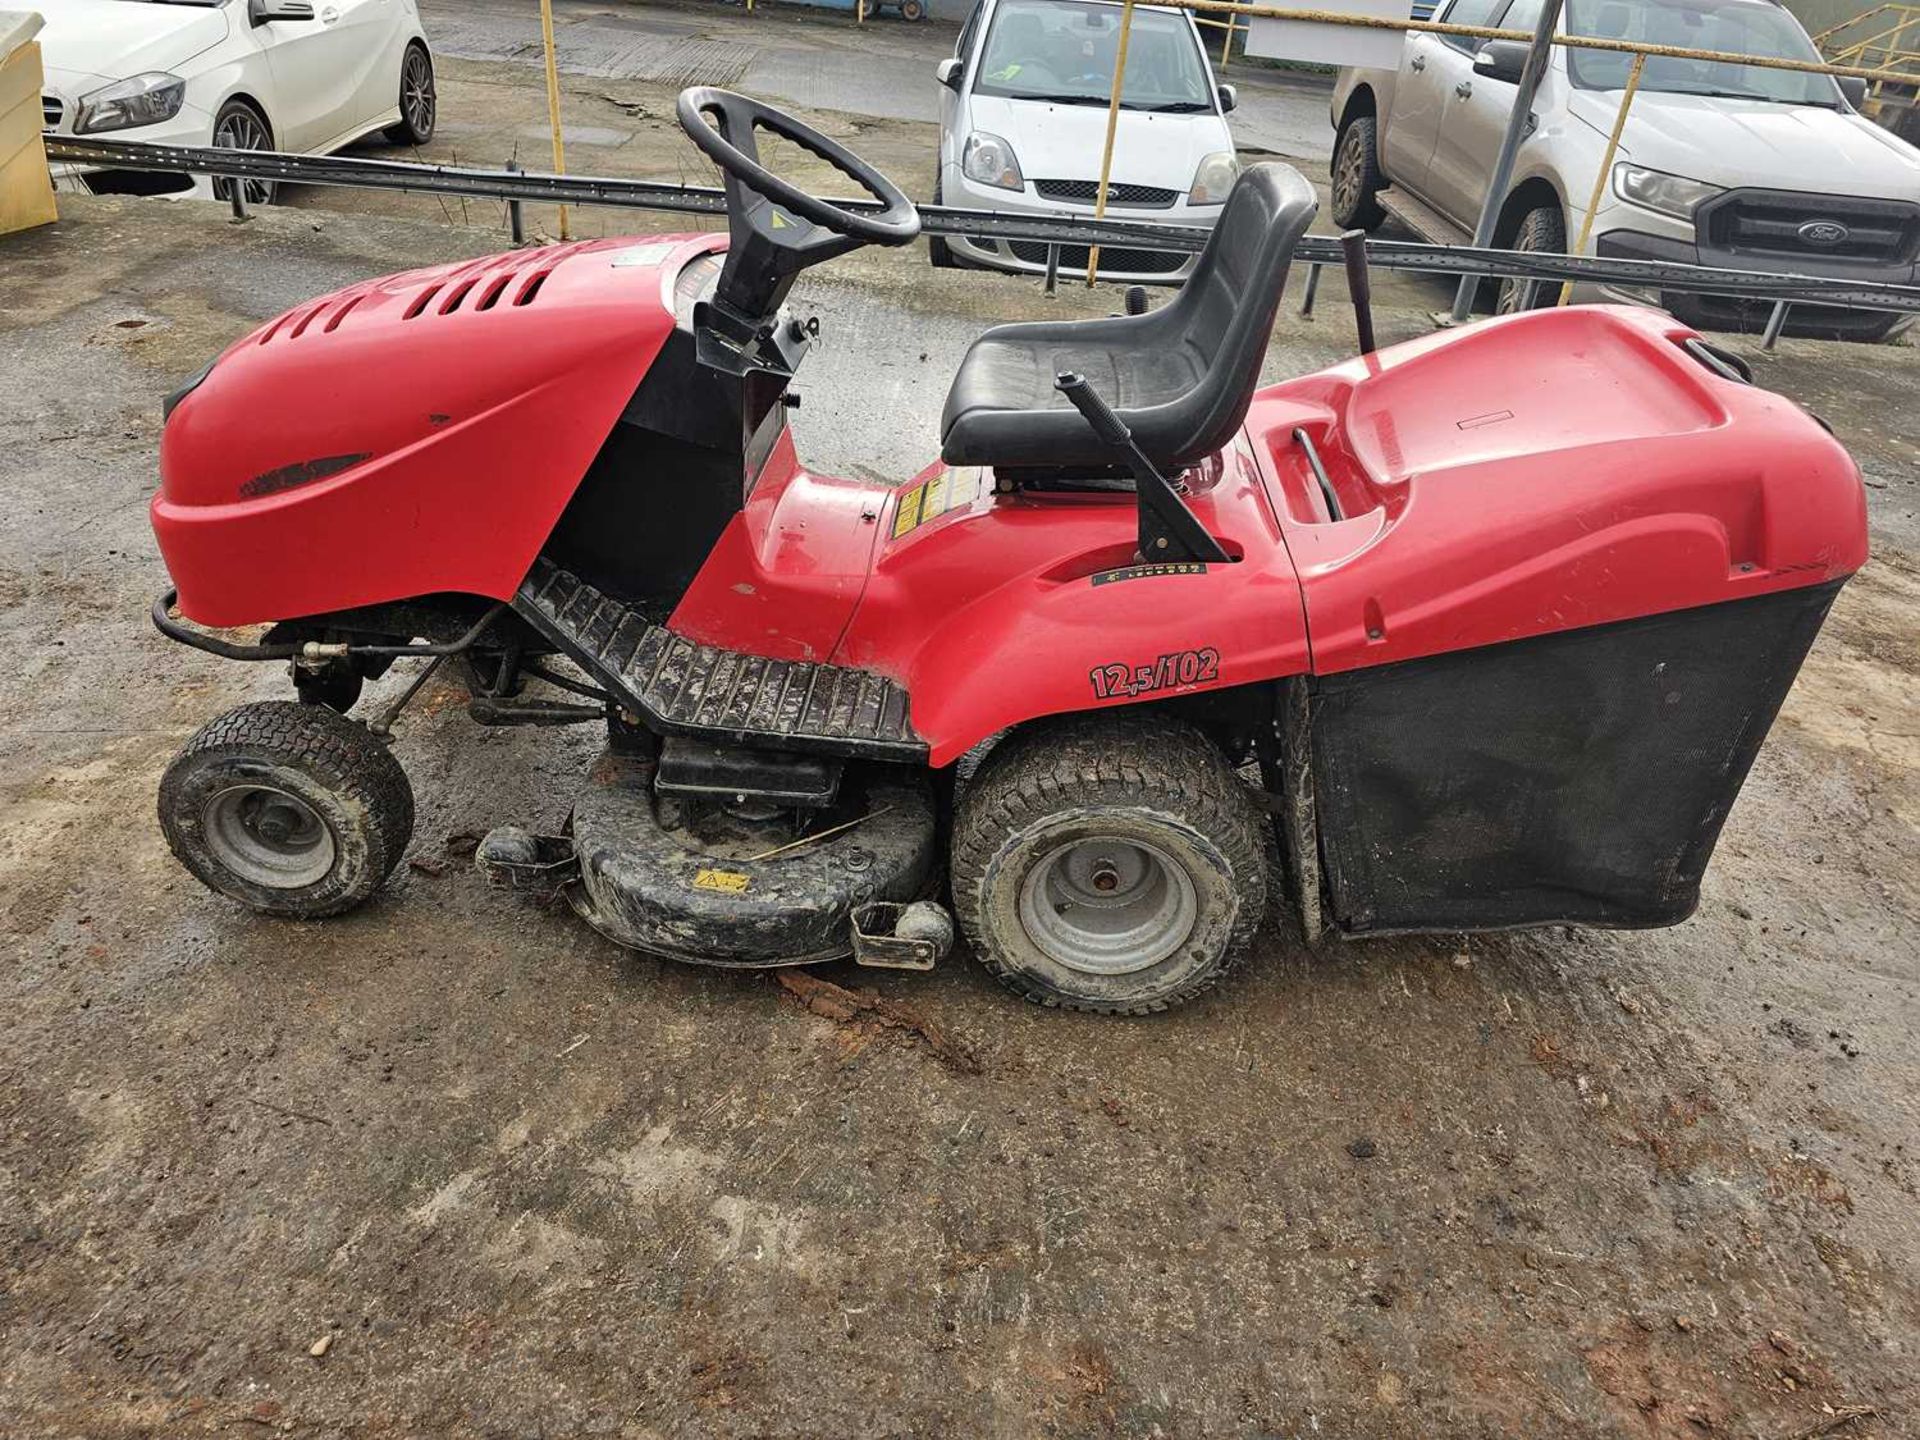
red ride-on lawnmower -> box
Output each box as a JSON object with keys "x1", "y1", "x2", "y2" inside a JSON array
[{"x1": 151, "y1": 90, "x2": 1866, "y2": 1014}]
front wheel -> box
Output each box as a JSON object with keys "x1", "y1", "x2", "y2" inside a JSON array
[
  {"x1": 929, "y1": 174, "x2": 956, "y2": 268},
  {"x1": 950, "y1": 716, "x2": 1269, "y2": 1014},
  {"x1": 384, "y1": 42, "x2": 437, "y2": 146},
  {"x1": 1330, "y1": 114, "x2": 1386, "y2": 231},
  {"x1": 211, "y1": 100, "x2": 276, "y2": 208},
  {"x1": 160, "y1": 702, "x2": 415, "y2": 919},
  {"x1": 1497, "y1": 204, "x2": 1566, "y2": 315}
]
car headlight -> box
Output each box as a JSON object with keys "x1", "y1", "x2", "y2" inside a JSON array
[
  {"x1": 1611, "y1": 164, "x2": 1721, "y2": 222},
  {"x1": 1189, "y1": 151, "x2": 1239, "y2": 206},
  {"x1": 961, "y1": 131, "x2": 1023, "y2": 192},
  {"x1": 75, "y1": 73, "x2": 187, "y2": 134}
]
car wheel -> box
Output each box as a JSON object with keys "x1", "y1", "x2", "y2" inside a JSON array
[
  {"x1": 900, "y1": 0, "x2": 927, "y2": 17},
  {"x1": 1497, "y1": 203, "x2": 1566, "y2": 315},
  {"x1": 384, "y1": 42, "x2": 436, "y2": 146},
  {"x1": 929, "y1": 173, "x2": 956, "y2": 268},
  {"x1": 211, "y1": 100, "x2": 276, "y2": 208},
  {"x1": 1330, "y1": 114, "x2": 1386, "y2": 231}
]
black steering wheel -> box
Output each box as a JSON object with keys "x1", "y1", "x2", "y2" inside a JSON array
[{"x1": 676, "y1": 87, "x2": 921, "y2": 247}]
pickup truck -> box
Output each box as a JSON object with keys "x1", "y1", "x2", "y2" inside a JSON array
[{"x1": 1329, "y1": 0, "x2": 1920, "y2": 340}]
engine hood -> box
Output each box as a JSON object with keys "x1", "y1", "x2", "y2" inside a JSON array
[
  {"x1": 156, "y1": 235, "x2": 723, "y2": 626},
  {"x1": 965, "y1": 93, "x2": 1229, "y2": 193},
  {"x1": 1570, "y1": 89, "x2": 1920, "y2": 200},
  {"x1": 36, "y1": 0, "x2": 229, "y2": 82}
]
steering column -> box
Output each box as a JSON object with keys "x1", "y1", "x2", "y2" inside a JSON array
[{"x1": 676, "y1": 88, "x2": 921, "y2": 373}]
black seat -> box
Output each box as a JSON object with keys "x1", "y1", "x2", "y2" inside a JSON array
[{"x1": 940, "y1": 163, "x2": 1319, "y2": 473}]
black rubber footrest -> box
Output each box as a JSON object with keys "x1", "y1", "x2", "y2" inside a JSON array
[{"x1": 515, "y1": 559, "x2": 925, "y2": 761}]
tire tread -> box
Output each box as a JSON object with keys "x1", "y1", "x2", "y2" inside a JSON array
[
  {"x1": 160, "y1": 701, "x2": 414, "y2": 918},
  {"x1": 950, "y1": 715, "x2": 1269, "y2": 1015}
]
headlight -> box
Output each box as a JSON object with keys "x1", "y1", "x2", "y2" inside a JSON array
[
  {"x1": 75, "y1": 73, "x2": 187, "y2": 134},
  {"x1": 961, "y1": 131, "x2": 1023, "y2": 192},
  {"x1": 1611, "y1": 164, "x2": 1721, "y2": 221},
  {"x1": 1189, "y1": 151, "x2": 1239, "y2": 205}
]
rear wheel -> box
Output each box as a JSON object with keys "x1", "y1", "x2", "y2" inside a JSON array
[
  {"x1": 211, "y1": 100, "x2": 276, "y2": 208},
  {"x1": 160, "y1": 702, "x2": 414, "y2": 919},
  {"x1": 951, "y1": 716, "x2": 1268, "y2": 1014},
  {"x1": 384, "y1": 42, "x2": 436, "y2": 145},
  {"x1": 900, "y1": 0, "x2": 927, "y2": 18},
  {"x1": 1497, "y1": 204, "x2": 1566, "y2": 315},
  {"x1": 1330, "y1": 114, "x2": 1386, "y2": 231}
]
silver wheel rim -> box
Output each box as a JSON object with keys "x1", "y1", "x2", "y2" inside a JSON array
[
  {"x1": 1501, "y1": 232, "x2": 1549, "y2": 313},
  {"x1": 1017, "y1": 837, "x2": 1198, "y2": 976},
  {"x1": 403, "y1": 48, "x2": 435, "y2": 139},
  {"x1": 1333, "y1": 128, "x2": 1363, "y2": 214},
  {"x1": 213, "y1": 108, "x2": 272, "y2": 206},
  {"x1": 202, "y1": 785, "x2": 336, "y2": 889}
]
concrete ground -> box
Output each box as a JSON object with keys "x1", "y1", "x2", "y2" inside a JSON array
[{"x1": 3, "y1": 9, "x2": 1919, "y2": 1438}]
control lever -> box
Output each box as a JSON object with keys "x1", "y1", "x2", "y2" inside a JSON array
[
  {"x1": 1054, "y1": 372, "x2": 1230, "y2": 565},
  {"x1": 1341, "y1": 228, "x2": 1377, "y2": 356}
]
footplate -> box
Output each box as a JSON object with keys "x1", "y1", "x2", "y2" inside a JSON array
[{"x1": 514, "y1": 559, "x2": 926, "y2": 761}]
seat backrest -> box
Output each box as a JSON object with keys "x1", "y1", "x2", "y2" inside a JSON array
[{"x1": 1144, "y1": 163, "x2": 1318, "y2": 470}]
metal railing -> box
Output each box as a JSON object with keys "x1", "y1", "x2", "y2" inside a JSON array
[
  {"x1": 42, "y1": 135, "x2": 1920, "y2": 325},
  {"x1": 1813, "y1": 3, "x2": 1920, "y2": 123}
]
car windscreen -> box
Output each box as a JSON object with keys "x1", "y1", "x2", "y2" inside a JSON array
[
  {"x1": 1565, "y1": 0, "x2": 1841, "y2": 106},
  {"x1": 972, "y1": 0, "x2": 1215, "y2": 112}
]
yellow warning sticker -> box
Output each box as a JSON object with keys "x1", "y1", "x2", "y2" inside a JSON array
[
  {"x1": 693, "y1": 869, "x2": 751, "y2": 894},
  {"x1": 891, "y1": 484, "x2": 924, "y2": 539},
  {"x1": 890, "y1": 466, "x2": 983, "y2": 542}
]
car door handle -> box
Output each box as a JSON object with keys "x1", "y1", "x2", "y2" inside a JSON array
[
  {"x1": 1410, "y1": 53, "x2": 1426, "y2": 71},
  {"x1": 1454, "y1": 80, "x2": 1473, "y2": 98}
]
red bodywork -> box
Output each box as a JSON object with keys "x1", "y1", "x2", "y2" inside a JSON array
[
  {"x1": 157, "y1": 239, "x2": 1866, "y2": 768},
  {"x1": 157, "y1": 235, "x2": 721, "y2": 627}
]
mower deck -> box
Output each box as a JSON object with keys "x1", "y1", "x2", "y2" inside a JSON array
[{"x1": 514, "y1": 559, "x2": 926, "y2": 761}]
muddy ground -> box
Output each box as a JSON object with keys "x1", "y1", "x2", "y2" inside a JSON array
[{"x1": 4, "y1": 27, "x2": 1919, "y2": 1440}]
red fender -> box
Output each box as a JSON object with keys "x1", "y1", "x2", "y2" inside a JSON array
[{"x1": 671, "y1": 442, "x2": 1312, "y2": 768}]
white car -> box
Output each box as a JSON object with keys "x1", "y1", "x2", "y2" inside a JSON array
[
  {"x1": 37, "y1": 0, "x2": 435, "y2": 205},
  {"x1": 934, "y1": 0, "x2": 1239, "y2": 282}
]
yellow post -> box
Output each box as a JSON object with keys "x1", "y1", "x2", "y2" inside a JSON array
[
  {"x1": 1087, "y1": 0, "x2": 1137, "y2": 286},
  {"x1": 539, "y1": 0, "x2": 571, "y2": 241},
  {"x1": 1559, "y1": 51, "x2": 1644, "y2": 305},
  {"x1": 1220, "y1": 14, "x2": 1235, "y2": 68},
  {"x1": 859, "y1": 0, "x2": 866, "y2": 24}
]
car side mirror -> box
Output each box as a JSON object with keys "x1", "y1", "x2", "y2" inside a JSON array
[
  {"x1": 936, "y1": 57, "x2": 964, "y2": 91},
  {"x1": 250, "y1": 0, "x2": 316, "y2": 22},
  {"x1": 1837, "y1": 75, "x2": 1869, "y2": 108},
  {"x1": 1217, "y1": 83, "x2": 1238, "y2": 113},
  {"x1": 1472, "y1": 40, "x2": 1529, "y2": 84}
]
